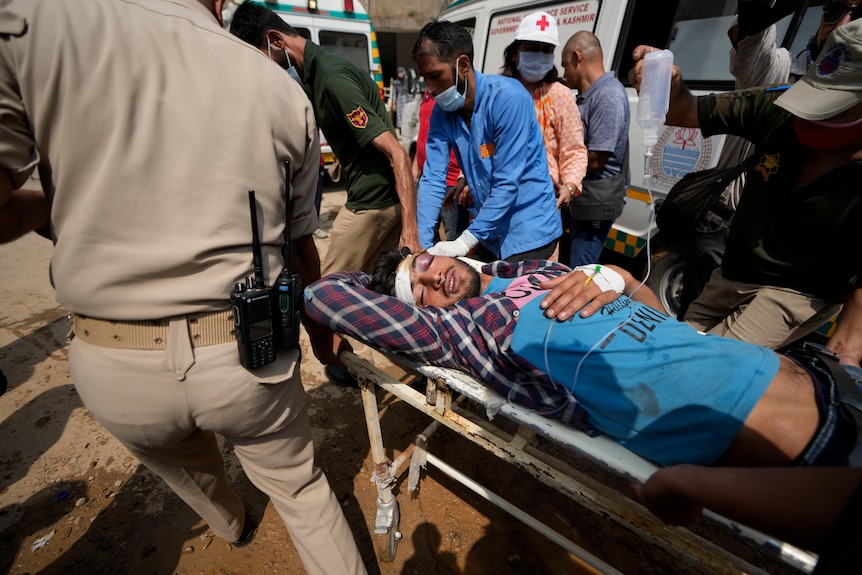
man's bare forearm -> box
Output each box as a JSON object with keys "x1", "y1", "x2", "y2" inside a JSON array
[
  {"x1": 372, "y1": 130, "x2": 420, "y2": 251},
  {"x1": 635, "y1": 465, "x2": 862, "y2": 550}
]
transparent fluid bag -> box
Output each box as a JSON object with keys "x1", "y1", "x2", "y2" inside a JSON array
[{"x1": 636, "y1": 49, "x2": 674, "y2": 154}]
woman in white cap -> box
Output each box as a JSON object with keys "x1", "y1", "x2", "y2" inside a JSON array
[{"x1": 502, "y1": 11, "x2": 587, "y2": 223}]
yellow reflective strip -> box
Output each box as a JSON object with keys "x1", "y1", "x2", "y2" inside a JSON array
[{"x1": 626, "y1": 188, "x2": 652, "y2": 204}]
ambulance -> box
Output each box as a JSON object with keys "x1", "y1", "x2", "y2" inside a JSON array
[
  {"x1": 230, "y1": 0, "x2": 385, "y2": 166},
  {"x1": 437, "y1": 0, "x2": 826, "y2": 316}
]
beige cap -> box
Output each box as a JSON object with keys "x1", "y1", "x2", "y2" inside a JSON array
[{"x1": 775, "y1": 20, "x2": 862, "y2": 120}]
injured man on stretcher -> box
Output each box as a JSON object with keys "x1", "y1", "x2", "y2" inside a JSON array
[{"x1": 304, "y1": 249, "x2": 859, "y2": 468}]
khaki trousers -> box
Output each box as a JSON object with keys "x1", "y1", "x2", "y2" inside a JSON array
[
  {"x1": 684, "y1": 269, "x2": 842, "y2": 350},
  {"x1": 321, "y1": 203, "x2": 401, "y2": 275},
  {"x1": 69, "y1": 320, "x2": 366, "y2": 575}
]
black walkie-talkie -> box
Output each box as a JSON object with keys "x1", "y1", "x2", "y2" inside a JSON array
[
  {"x1": 274, "y1": 160, "x2": 303, "y2": 351},
  {"x1": 231, "y1": 190, "x2": 277, "y2": 369}
]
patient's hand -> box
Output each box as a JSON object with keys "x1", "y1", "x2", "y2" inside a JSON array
[{"x1": 539, "y1": 269, "x2": 624, "y2": 321}]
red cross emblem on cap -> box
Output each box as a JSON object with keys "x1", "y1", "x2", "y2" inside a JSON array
[{"x1": 536, "y1": 14, "x2": 550, "y2": 31}]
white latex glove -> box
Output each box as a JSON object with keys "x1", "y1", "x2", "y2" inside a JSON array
[{"x1": 427, "y1": 230, "x2": 479, "y2": 257}]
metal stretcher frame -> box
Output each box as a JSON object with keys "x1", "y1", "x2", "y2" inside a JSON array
[{"x1": 341, "y1": 351, "x2": 819, "y2": 574}]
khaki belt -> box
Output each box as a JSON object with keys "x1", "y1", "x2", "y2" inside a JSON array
[{"x1": 71, "y1": 310, "x2": 235, "y2": 350}]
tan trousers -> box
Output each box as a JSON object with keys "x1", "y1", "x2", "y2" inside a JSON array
[
  {"x1": 684, "y1": 269, "x2": 842, "y2": 350},
  {"x1": 69, "y1": 321, "x2": 367, "y2": 575},
  {"x1": 321, "y1": 203, "x2": 401, "y2": 275}
]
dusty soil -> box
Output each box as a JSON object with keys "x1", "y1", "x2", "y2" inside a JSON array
[{"x1": 0, "y1": 185, "x2": 801, "y2": 575}]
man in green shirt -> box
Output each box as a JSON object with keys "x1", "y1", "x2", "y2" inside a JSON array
[{"x1": 230, "y1": 3, "x2": 420, "y2": 276}]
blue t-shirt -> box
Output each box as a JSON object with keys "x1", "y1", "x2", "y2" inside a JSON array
[{"x1": 486, "y1": 274, "x2": 779, "y2": 465}]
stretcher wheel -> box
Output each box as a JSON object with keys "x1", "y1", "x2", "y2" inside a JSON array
[{"x1": 375, "y1": 500, "x2": 400, "y2": 562}]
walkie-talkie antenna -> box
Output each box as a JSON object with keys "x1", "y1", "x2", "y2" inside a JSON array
[
  {"x1": 248, "y1": 190, "x2": 266, "y2": 289},
  {"x1": 282, "y1": 160, "x2": 293, "y2": 267}
]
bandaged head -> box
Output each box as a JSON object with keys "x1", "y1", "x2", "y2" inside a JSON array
[{"x1": 394, "y1": 252, "x2": 417, "y2": 304}]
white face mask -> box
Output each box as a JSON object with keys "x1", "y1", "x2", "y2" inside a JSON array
[{"x1": 517, "y1": 51, "x2": 555, "y2": 83}]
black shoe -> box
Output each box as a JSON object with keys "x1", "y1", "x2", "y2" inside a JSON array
[
  {"x1": 231, "y1": 514, "x2": 257, "y2": 548},
  {"x1": 325, "y1": 365, "x2": 359, "y2": 388}
]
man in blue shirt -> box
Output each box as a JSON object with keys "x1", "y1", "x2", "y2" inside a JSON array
[{"x1": 412, "y1": 21, "x2": 561, "y2": 262}]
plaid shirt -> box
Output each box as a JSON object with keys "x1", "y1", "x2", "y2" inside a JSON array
[{"x1": 305, "y1": 260, "x2": 595, "y2": 433}]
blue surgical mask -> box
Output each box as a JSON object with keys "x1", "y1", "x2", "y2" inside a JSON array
[
  {"x1": 284, "y1": 49, "x2": 302, "y2": 85},
  {"x1": 517, "y1": 51, "x2": 555, "y2": 83},
  {"x1": 435, "y1": 59, "x2": 467, "y2": 112},
  {"x1": 267, "y1": 38, "x2": 302, "y2": 85}
]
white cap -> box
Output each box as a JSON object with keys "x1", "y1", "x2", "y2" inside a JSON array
[{"x1": 515, "y1": 11, "x2": 559, "y2": 47}]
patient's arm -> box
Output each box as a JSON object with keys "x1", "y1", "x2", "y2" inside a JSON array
[
  {"x1": 634, "y1": 465, "x2": 862, "y2": 551},
  {"x1": 540, "y1": 264, "x2": 666, "y2": 319}
]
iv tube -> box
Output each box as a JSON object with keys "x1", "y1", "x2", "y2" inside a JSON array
[{"x1": 523, "y1": 51, "x2": 673, "y2": 414}]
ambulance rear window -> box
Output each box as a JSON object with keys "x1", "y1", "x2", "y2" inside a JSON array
[{"x1": 320, "y1": 30, "x2": 370, "y2": 73}]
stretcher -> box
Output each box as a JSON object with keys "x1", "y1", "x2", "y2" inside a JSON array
[{"x1": 341, "y1": 351, "x2": 820, "y2": 574}]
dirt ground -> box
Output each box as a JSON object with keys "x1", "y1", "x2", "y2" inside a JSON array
[{"x1": 0, "y1": 185, "x2": 803, "y2": 575}]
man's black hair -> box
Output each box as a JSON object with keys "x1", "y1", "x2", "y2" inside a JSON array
[
  {"x1": 368, "y1": 247, "x2": 412, "y2": 296},
  {"x1": 229, "y1": 2, "x2": 300, "y2": 49},
  {"x1": 412, "y1": 21, "x2": 474, "y2": 64}
]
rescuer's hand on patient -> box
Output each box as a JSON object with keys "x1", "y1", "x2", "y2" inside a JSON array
[
  {"x1": 632, "y1": 465, "x2": 704, "y2": 527},
  {"x1": 427, "y1": 229, "x2": 478, "y2": 257},
  {"x1": 540, "y1": 264, "x2": 626, "y2": 321},
  {"x1": 400, "y1": 231, "x2": 423, "y2": 254}
]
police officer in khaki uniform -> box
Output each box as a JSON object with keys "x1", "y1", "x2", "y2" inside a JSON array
[{"x1": 0, "y1": 1, "x2": 366, "y2": 573}]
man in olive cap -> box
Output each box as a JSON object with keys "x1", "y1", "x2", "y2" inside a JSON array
[{"x1": 629, "y1": 21, "x2": 862, "y2": 367}]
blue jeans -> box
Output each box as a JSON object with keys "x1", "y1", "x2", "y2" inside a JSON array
[
  {"x1": 567, "y1": 217, "x2": 613, "y2": 267},
  {"x1": 678, "y1": 223, "x2": 730, "y2": 319},
  {"x1": 786, "y1": 344, "x2": 860, "y2": 466}
]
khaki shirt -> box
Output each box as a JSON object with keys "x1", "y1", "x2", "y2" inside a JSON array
[{"x1": 0, "y1": 0, "x2": 319, "y2": 319}]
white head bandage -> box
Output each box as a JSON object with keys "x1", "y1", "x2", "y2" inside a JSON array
[{"x1": 394, "y1": 253, "x2": 417, "y2": 304}]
